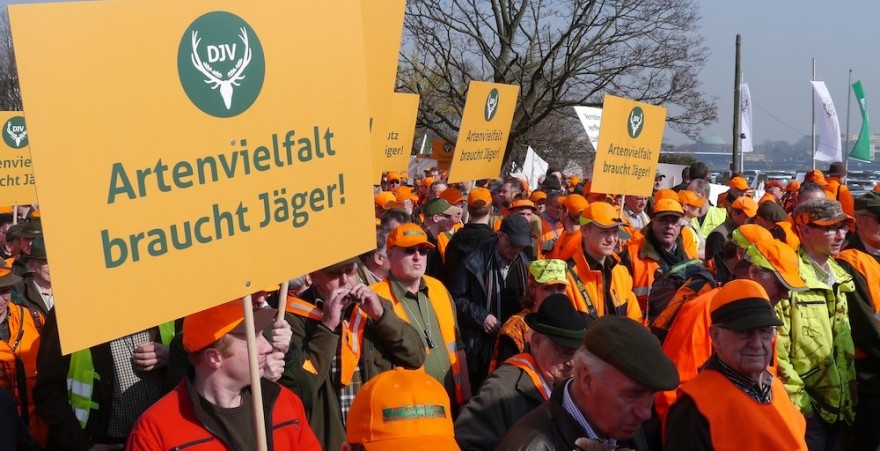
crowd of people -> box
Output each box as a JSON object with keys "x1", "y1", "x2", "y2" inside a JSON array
[{"x1": 1, "y1": 159, "x2": 879, "y2": 451}]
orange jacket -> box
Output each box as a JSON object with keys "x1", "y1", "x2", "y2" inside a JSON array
[
  {"x1": 548, "y1": 229, "x2": 581, "y2": 261},
  {"x1": 0, "y1": 302, "x2": 46, "y2": 446},
  {"x1": 676, "y1": 369, "x2": 807, "y2": 450},
  {"x1": 825, "y1": 177, "x2": 854, "y2": 217},
  {"x1": 624, "y1": 232, "x2": 698, "y2": 313},
  {"x1": 566, "y1": 248, "x2": 642, "y2": 322}
]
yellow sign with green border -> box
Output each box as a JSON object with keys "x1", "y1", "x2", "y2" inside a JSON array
[
  {"x1": 447, "y1": 81, "x2": 519, "y2": 183},
  {"x1": 10, "y1": 0, "x2": 375, "y2": 354},
  {"x1": 0, "y1": 112, "x2": 37, "y2": 205},
  {"x1": 589, "y1": 94, "x2": 667, "y2": 197}
]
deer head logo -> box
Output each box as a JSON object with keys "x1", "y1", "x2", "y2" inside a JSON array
[
  {"x1": 627, "y1": 107, "x2": 645, "y2": 139},
  {"x1": 178, "y1": 12, "x2": 265, "y2": 118},
  {"x1": 484, "y1": 88, "x2": 500, "y2": 121},
  {"x1": 2, "y1": 116, "x2": 28, "y2": 149}
]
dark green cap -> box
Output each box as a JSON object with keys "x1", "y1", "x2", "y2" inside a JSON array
[
  {"x1": 23, "y1": 236, "x2": 47, "y2": 260},
  {"x1": 6, "y1": 223, "x2": 24, "y2": 240},
  {"x1": 18, "y1": 218, "x2": 42, "y2": 239},
  {"x1": 855, "y1": 191, "x2": 880, "y2": 217},
  {"x1": 583, "y1": 316, "x2": 679, "y2": 391}
]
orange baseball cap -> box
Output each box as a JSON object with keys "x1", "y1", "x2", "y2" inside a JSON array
[
  {"x1": 559, "y1": 194, "x2": 588, "y2": 217},
  {"x1": 804, "y1": 169, "x2": 827, "y2": 185},
  {"x1": 346, "y1": 368, "x2": 457, "y2": 450},
  {"x1": 729, "y1": 176, "x2": 749, "y2": 190},
  {"x1": 375, "y1": 191, "x2": 397, "y2": 209},
  {"x1": 710, "y1": 279, "x2": 783, "y2": 331},
  {"x1": 731, "y1": 224, "x2": 773, "y2": 250},
  {"x1": 439, "y1": 187, "x2": 464, "y2": 206},
  {"x1": 652, "y1": 198, "x2": 684, "y2": 217},
  {"x1": 786, "y1": 180, "x2": 801, "y2": 192},
  {"x1": 568, "y1": 175, "x2": 581, "y2": 187},
  {"x1": 678, "y1": 190, "x2": 706, "y2": 208},
  {"x1": 731, "y1": 196, "x2": 758, "y2": 218},
  {"x1": 387, "y1": 223, "x2": 435, "y2": 249},
  {"x1": 386, "y1": 171, "x2": 401, "y2": 182},
  {"x1": 653, "y1": 188, "x2": 678, "y2": 203},
  {"x1": 468, "y1": 187, "x2": 492, "y2": 208},
  {"x1": 529, "y1": 191, "x2": 548, "y2": 204},
  {"x1": 394, "y1": 186, "x2": 418, "y2": 203},
  {"x1": 509, "y1": 198, "x2": 537, "y2": 211},
  {"x1": 579, "y1": 202, "x2": 623, "y2": 228},
  {"x1": 421, "y1": 177, "x2": 435, "y2": 187},
  {"x1": 745, "y1": 238, "x2": 808, "y2": 292},
  {"x1": 183, "y1": 299, "x2": 277, "y2": 353}
]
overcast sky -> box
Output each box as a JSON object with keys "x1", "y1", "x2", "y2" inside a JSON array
[{"x1": 3, "y1": 0, "x2": 878, "y2": 147}]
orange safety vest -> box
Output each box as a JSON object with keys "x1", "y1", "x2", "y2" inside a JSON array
[
  {"x1": 505, "y1": 353, "x2": 550, "y2": 400},
  {"x1": 370, "y1": 277, "x2": 463, "y2": 404},
  {"x1": 284, "y1": 296, "x2": 367, "y2": 386},
  {"x1": 625, "y1": 234, "x2": 698, "y2": 314},
  {"x1": 836, "y1": 248, "x2": 880, "y2": 359},
  {"x1": 825, "y1": 178, "x2": 854, "y2": 217},
  {"x1": 549, "y1": 229, "x2": 581, "y2": 261},
  {"x1": 488, "y1": 311, "x2": 528, "y2": 374},
  {"x1": 0, "y1": 302, "x2": 47, "y2": 446},
  {"x1": 775, "y1": 219, "x2": 800, "y2": 251},
  {"x1": 566, "y1": 248, "x2": 643, "y2": 322},
  {"x1": 678, "y1": 369, "x2": 807, "y2": 451}
]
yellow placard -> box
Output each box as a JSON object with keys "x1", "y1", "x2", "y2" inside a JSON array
[
  {"x1": 447, "y1": 81, "x2": 519, "y2": 183},
  {"x1": 364, "y1": 0, "x2": 407, "y2": 183},
  {"x1": 431, "y1": 139, "x2": 455, "y2": 172},
  {"x1": 589, "y1": 95, "x2": 667, "y2": 196},
  {"x1": 0, "y1": 112, "x2": 37, "y2": 205},
  {"x1": 10, "y1": 0, "x2": 375, "y2": 354},
  {"x1": 374, "y1": 93, "x2": 419, "y2": 176}
]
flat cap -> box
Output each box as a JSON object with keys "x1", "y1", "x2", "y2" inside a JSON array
[
  {"x1": 582, "y1": 316, "x2": 679, "y2": 391},
  {"x1": 855, "y1": 191, "x2": 880, "y2": 217}
]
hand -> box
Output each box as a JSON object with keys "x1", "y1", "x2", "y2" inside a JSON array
[
  {"x1": 483, "y1": 314, "x2": 500, "y2": 335},
  {"x1": 261, "y1": 350, "x2": 285, "y2": 381},
  {"x1": 270, "y1": 319, "x2": 292, "y2": 354},
  {"x1": 133, "y1": 342, "x2": 169, "y2": 372},
  {"x1": 87, "y1": 444, "x2": 124, "y2": 451},
  {"x1": 349, "y1": 283, "x2": 384, "y2": 321},
  {"x1": 320, "y1": 287, "x2": 354, "y2": 331}
]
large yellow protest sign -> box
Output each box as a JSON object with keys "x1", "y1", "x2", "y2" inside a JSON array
[
  {"x1": 365, "y1": 0, "x2": 407, "y2": 183},
  {"x1": 589, "y1": 95, "x2": 667, "y2": 197},
  {"x1": 10, "y1": 0, "x2": 375, "y2": 354},
  {"x1": 431, "y1": 139, "x2": 455, "y2": 171},
  {"x1": 0, "y1": 112, "x2": 37, "y2": 205},
  {"x1": 374, "y1": 93, "x2": 419, "y2": 175},
  {"x1": 447, "y1": 81, "x2": 519, "y2": 183}
]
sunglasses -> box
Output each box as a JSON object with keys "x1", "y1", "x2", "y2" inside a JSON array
[{"x1": 404, "y1": 247, "x2": 430, "y2": 256}]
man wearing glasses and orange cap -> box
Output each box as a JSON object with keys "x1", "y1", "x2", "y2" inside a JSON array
[
  {"x1": 778, "y1": 198, "x2": 857, "y2": 451},
  {"x1": 665, "y1": 280, "x2": 808, "y2": 450}
]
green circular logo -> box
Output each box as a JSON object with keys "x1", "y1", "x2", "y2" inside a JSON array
[
  {"x1": 484, "y1": 88, "x2": 500, "y2": 121},
  {"x1": 627, "y1": 106, "x2": 645, "y2": 138},
  {"x1": 2, "y1": 116, "x2": 28, "y2": 149},
  {"x1": 178, "y1": 12, "x2": 265, "y2": 118}
]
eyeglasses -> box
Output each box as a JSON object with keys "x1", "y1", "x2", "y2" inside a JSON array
[
  {"x1": 655, "y1": 215, "x2": 682, "y2": 225},
  {"x1": 404, "y1": 247, "x2": 430, "y2": 256},
  {"x1": 809, "y1": 223, "x2": 849, "y2": 235},
  {"x1": 721, "y1": 326, "x2": 777, "y2": 341}
]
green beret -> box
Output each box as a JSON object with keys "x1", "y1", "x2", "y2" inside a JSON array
[{"x1": 583, "y1": 316, "x2": 679, "y2": 391}]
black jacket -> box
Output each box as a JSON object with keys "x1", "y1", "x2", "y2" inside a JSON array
[{"x1": 442, "y1": 222, "x2": 495, "y2": 286}]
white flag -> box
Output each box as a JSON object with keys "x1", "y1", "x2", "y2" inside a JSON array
[
  {"x1": 811, "y1": 81, "x2": 842, "y2": 162},
  {"x1": 740, "y1": 84, "x2": 753, "y2": 153},
  {"x1": 521, "y1": 146, "x2": 549, "y2": 190},
  {"x1": 573, "y1": 106, "x2": 602, "y2": 151}
]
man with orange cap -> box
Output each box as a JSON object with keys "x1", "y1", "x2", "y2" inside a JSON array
[
  {"x1": 127, "y1": 300, "x2": 320, "y2": 450},
  {"x1": 705, "y1": 196, "x2": 758, "y2": 266},
  {"x1": 687, "y1": 179, "x2": 728, "y2": 239},
  {"x1": 548, "y1": 194, "x2": 588, "y2": 261},
  {"x1": 664, "y1": 280, "x2": 808, "y2": 450},
  {"x1": 442, "y1": 187, "x2": 497, "y2": 286}
]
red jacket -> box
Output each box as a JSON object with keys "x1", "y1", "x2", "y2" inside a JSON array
[{"x1": 127, "y1": 377, "x2": 320, "y2": 451}]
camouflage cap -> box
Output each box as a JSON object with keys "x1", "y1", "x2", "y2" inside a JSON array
[{"x1": 794, "y1": 198, "x2": 854, "y2": 227}]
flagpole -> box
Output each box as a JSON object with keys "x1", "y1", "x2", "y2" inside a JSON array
[
  {"x1": 732, "y1": 35, "x2": 742, "y2": 174},
  {"x1": 811, "y1": 58, "x2": 816, "y2": 170},
  {"x1": 845, "y1": 69, "x2": 852, "y2": 172}
]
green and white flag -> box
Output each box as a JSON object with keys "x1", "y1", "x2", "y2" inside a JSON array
[{"x1": 850, "y1": 80, "x2": 872, "y2": 162}]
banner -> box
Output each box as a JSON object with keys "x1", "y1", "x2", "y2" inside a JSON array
[
  {"x1": 373, "y1": 93, "x2": 420, "y2": 178},
  {"x1": 10, "y1": 0, "x2": 376, "y2": 353},
  {"x1": 447, "y1": 81, "x2": 519, "y2": 183},
  {"x1": 0, "y1": 112, "x2": 38, "y2": 205},
  {"x1": 521, "y1": 146, "x2": 548, "y2": 190},
  {"x1": 740, "y1": 84, "x2": 753, "y2": 153},
  {"x1": 589, "y1": 95, "x2": 666, "y2": 196},
  {"x1": 430, "y1": 139, "x2": 455, "y2": 171},
  {"x1": 850, "y1": 80, "x2": 872, "y2": 162},
  {"x1": 811, "y1": 81, "x2": 842, "y2": 163},
  {"x1": 573, "y1": 106, "x2": 602, "y2": 151},
  {"x1": 365, "y1": 0, "x2": 408, "y2": 182}
]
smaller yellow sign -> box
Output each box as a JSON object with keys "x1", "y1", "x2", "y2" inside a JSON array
[
  {"x1": 373, "y1": 93, "x2": 419, "y2": 181},
  {"x1": 447, "y1": 81, "x2": 519, "y2": 183},
  {"x1": 364, "y1": 0, "x2": 407, "y2": 182},
  {"x1": 0, "y1": 112, "x2": 38, "y2": 205},
  {"x1": 589, "y1": 95, "x2": 667, "y2": 197},
  {"x1": 430, "y1": 139, "x2": 455, "y2": 171}
]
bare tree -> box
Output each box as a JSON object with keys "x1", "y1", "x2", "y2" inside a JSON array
[
  {"x1": 0, "y1": 11, "x2": 22, "y2": 111},
  {"x1": 400, "y1": 0, "x2": 717, "y2": 170}
]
